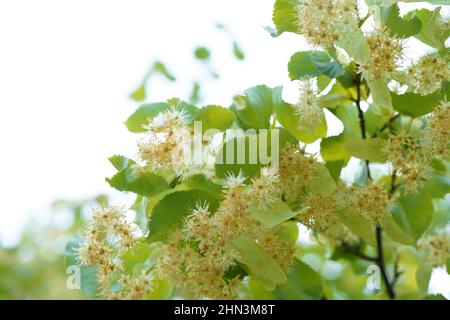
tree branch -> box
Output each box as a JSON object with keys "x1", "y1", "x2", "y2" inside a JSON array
[{"x1": 351, "y1": 74, "x2": 397, "y2": 299}]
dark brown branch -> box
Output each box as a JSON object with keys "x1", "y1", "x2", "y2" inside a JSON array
[
  {"x1": 341, "y1": 241, "x2": 377, "y2": 262},
  {"x1": 375, "y1": 226, "x2": 396, "y2": 299}
]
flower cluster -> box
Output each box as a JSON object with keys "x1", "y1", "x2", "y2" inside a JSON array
[
  {"x1": 384, "y1": 100, "x2": 449, "y2": 194},
  {"x1": 299, "y1": 191, "x2": 345, "y2": 237},
  {"x1": 350, "y1": 183, "x2": 391, "y2": 225},
  {"x1": 157, "y1": 169, "x2": 295, "y2": 299},
  {"x1": 361, "y1": 28, "x2": 403, "y2": 80},
  {"x1": 295, "y1": 0, "x2": 359, "y2": 49},
  {"x1": 137, "y1": 107, "x2": 192, "y2": 176},
  {"x1": 76, "y1": 205, "x2": 151, "y2": 299},
  {"x1": 294, "y1": 78, "x2": 323, "y2": 129},
  {"x1": 418, "y1": 229, "x2": 450, "y2": 268},
  {"x1": 383, "y1": 132, "x2": 430, "y2": 194},
  {"x1": 278, "y1": 144, "x2": 323, "y2": 204},
  {"x1": 424, "y1": 100, "x2": 449, "y2": 159},
  {"x1": 408, "y1": 55, "x2": 450, "y2": 96}
]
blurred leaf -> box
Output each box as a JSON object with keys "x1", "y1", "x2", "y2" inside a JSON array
[
  {"x1": 189, "y1": 82, "x2": 201, "y2": 104},
  {"x1": 384, "y1": 215, "x2": 416, "y2": 245},
  {"x1": 416, "y1": 263, "x2": 432, "y2": 295},
  {"x1": 391, "y1": 189, "x2": 434, "y2": 240},
  {"x1": 194, "y1": 47, "x2": 210, "y2": 60},
  {"x1": 274, "y1": 259, "x2": 323, "y2": 299},
  {"x1": 232, "y1": 42, "x2": 245, "y2": 60},
  {"x1": 152, "y1": 61, "x2": 176, "y2": 81}
]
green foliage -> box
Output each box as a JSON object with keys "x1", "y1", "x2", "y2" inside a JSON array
[
  {"x1": 288, "y1": 51, "x2": 344, "y2": 79},
  {"x1": 228, "y1": 236, "x2": 287, "y2": 289},
  {"x1": 147, "y1": 188, "x2": 220, "y2": 242},
  {"x1": 72, "y1": 0, "x2": 450, "y2": 301}
]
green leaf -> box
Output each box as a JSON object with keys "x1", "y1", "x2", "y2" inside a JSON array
[
  {"x1": 384, "y1": 215, "x2": 416, "y2": 245},
  {"x1": 274, "y1": 259, "x2": 323, "y2": 299},
  {"x1": 307, "y1": 164, "x2": 337, "y2": 196},
  {"x1": 272, "y1": 0, "x2": 300, "y2": 35},
  {"x1": 320, "y1": 134, "x2": 350, "y2": 163},
  {"x1": 215, "y1": 128, "x2": 296, "y2": 178},
  {"x1": 344, "y1": 138, "x2": 387, "y2": 163},
  {"x1": 250, "y1": 200, "x2": 306, "y2": 228},
  {"x1": 194, "y1": 105, "x2": 235, "y2": 132},
  {"x1": 105, "y1": 156, "x2": 170, "y2": 197},
  {"x1": 288, "y1": 51, "x2": 344, "y2": 80},
  {"x1": 391, "y1": 189, "x2": 434, "y2": 240},
  {"x1": 228, "y1": 236, "x2": 287, "y2": 289},
  {"x1": 380, "y1": 4, "x2": 422, "y2": 38},
  {"x1": 366, "y1": 78, "x2": 392, "y2": 112},
  {"x1": 337, "y1": 28, "x2": 370, "y2": 64},
  {"x1": 340, "y1": 209, "x2": 377, "y2": 246},
  {"x1": 275, "y1": 102, "x2": 327, "y2": 144},
  {"x1": 147, "y1": 189, "x2": 220, "y2": 242},
  {"x1": 325, "y1": 160, "x2": 345, "y2": 182},
  {"x1": 424, "y1": 169, "x2": 450, "y2": 199},
  {"x1": 230, "y1": 85, "x2": 279, "y2": 129},
  {"x1": 125, "y1": 102, "x2": 170, "y2": 133},
  {"x1": 416, "y1": 263, "x2": 432, "y2": 295},
  {"x1": 232, "y1": 42, "x2": 245, "y2": 60},
  {"x1": 108, "y1": 155, "x2": 132, "y2": 171},
  {"x1": 407, "y1": 8, "x2": 447, "y2": 50},
  {"x1": 125, "y1": 100, "x2": 199, "y2": 133},
  {"x1": 391, "y1": 91, "x2": 442, "y2": 117}
]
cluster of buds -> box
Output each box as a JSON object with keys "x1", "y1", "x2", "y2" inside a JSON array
[
  {"x1": 424, "y1": 100, "x2": 449, "y2": 159},
  {"x1": 299, "y1": 192, "x2": 343, "y2": 237},
  {"x1": 408, "y1": 55, "x2": 449, "y2": 96},
  {"x1": 350, "y1": 183, "x2": 391, "y2": 225},
  {"x1": 76, "y1": 205, "x2": 147, "y2": 299},
  {"x1": 296, "y1": 0, "x2": 359, "y2": 49},
  {"x1": 278, "y1": 144, "x2": 323, "y2": 204},
  {"x1": 137, "y1": 107, "x2": 192, "y2": 176},
  {"x1": 383, "y1": 133, "x2": 430, "y2": 194},
  {"x1": 294, "y1": 78, "x2": 323, "y2": 129},
  {"x1": 418, "y1": 229, "x2": 450, "y2": 268},
  {"x1": 157, "y1": 169, "x2": 296, "y2": 299},
  {"x1": 361, "y1": 28, "x2": 403, "y2": 80}
]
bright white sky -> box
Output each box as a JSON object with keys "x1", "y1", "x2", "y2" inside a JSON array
[{"x1": 0, "y1": 0, "x2": 448, "y2": 296}]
